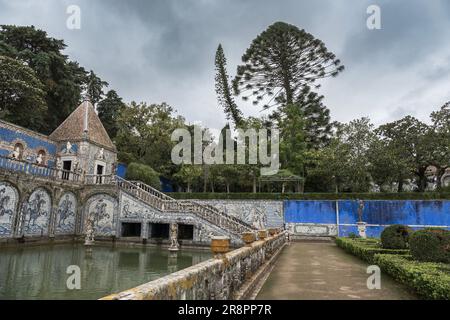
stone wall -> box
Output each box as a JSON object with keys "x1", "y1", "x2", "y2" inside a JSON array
[
  {"x1": 194, "y1": 200, "x2": 284, "y2": 229},
  {"x1": 285, "y1": 200, "x2": 450, "y2": 238},
  {"x1": 0, "y1": 120, "x2": 57, "y2": 167},
  {"x1": 101, "y1": 232, "x2": 287, "y2": 300},
  {"x1": 0, "y1": 168, "x2": 119, "y2": 244},
  {"x1": 118, "y1": 191, "x2": 243, "y2": 245}
]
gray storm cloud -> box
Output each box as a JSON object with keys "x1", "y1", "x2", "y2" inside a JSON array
[{"x1": 1, "y1": 0, "x2": 449, "y2": 130}]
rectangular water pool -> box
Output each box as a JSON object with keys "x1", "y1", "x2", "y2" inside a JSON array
[{"x1": 0, "y1": 243, "x2": 212, "y2": 300}]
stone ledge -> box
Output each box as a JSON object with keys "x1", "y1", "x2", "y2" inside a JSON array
[
  {"x1": 100, "y1": 232, "x2": 287, "y2": 300},
  {"x1": 234, "y1": 238, "x2": 287, "y2": 300}
]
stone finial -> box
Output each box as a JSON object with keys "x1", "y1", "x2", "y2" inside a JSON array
[
  {"x1": 211, "y1": 236, "x2": 230, "y2": 256},
  {"x1": 242, "y1": 232, "x2": 256, "y2": 245},
  {"x1": 258, "y1": 229, "x2": 268, "y2": 240}
]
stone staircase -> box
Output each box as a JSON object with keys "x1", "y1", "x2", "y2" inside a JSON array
[{"x1": 114, "y1": 176, "x2": 256, "y2": 237}]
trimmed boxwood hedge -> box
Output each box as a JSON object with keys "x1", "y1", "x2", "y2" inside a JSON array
[
  {"x1": 409, "y1": 229, "x2": 450, "y2": 263},
  {"x1": 169, "y1": 192, "x2": 450, "y2": 200},
  {"x1": 381, "y1": 224, "x2": 411, "y2": 249},
  {"x1": 373, "y1": 254, "x2": 450, "y2": 300},
  {"x1": 335, "y1": 237, "x2": 408, "y2": 264}
]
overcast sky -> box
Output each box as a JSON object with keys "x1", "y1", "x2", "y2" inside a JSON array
[{"x1": 1, "y1": 0, "x2": 450, "y2": 131}]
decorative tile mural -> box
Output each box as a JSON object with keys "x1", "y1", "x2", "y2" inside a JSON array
[
  {"x1": 85, "y1": 194, "x2": 117, "y2": 236},
  {"x1": 118, "y1": 191, "x2": 242, "y2": 244},
  {"x1": 55, "y1": 193, "x2": 77, "y2": 234},
  {"x1": 194, "y1": 200, "x2": 284, "y2": 228},
  {"x1": 0, "y1": 182, "x2": 18, "y2": 237},
  {"x1": 120, "y1": 192, "x2": 160, "y2": 220},
  {"x1": 22, "y1": 188, "x2": 51, "y2": 236}
]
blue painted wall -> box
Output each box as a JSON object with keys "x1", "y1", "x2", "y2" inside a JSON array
[
  {"x1": 116, "y1": 163, "x2": 127, "y2": 178},
  {"x1": 284, "y1": 201, "x2": 336, "y2": 224},
  {"x1": 284, "y1": 200, "x2": 450, "y2": 237},
  {"x1": 160, "y1": 176, "x2": 174, "y2": 192},
  {"x1": 0, "y1": 125, "x2": 57, "y2": 165}
]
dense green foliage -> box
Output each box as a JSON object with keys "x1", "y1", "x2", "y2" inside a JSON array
[
  {"x1": 97, "y1": 90, "x2": 126, "y2": 139},
  {"x1": 335, "y1": 237, "x2": 408, "y2": 264},
  {"x1": 373, "y1": 254, "x2": 450, "y2": 300},
  {"x1": 380, "y1": 224, "x2": 411, "y2": 249},
  {"x1": 125, "y1": 162, "x2": 161, "y2": 190},
  {"x1": 409, "y1": 229, "x2": 450, "y2": 263},
  {"x1": 0, "y1": 55, "x2": 46, "y2": 130},
  {"x1": 115, "y1": 101, "x2": 186, "y2": 178},
  {"x1": 0, "y1": 26, "x2": 91, "y2": 133}
]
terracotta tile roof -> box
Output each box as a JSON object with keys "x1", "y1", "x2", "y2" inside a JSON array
[{"x1": 49, "y1": 100, "x2": 115, "y2": 150}]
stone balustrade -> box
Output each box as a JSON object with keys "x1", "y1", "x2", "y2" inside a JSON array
[{"x1": 101, "y1": 231, "x2": 287, "y2": 300}]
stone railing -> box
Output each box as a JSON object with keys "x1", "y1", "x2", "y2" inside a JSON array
[
  {"x1": 101, "y1": 231, "x2": 287, "y2": 300},
  {"x1": 117, "y1": 177, "x2": 255, "y2": 235},
  {"x1": 129, "y1": 180, "x2": 174, "y2": 201},
  {"x1": 84, "y1": 174, "x2": 117, "y2": 185},
  {"x1": 0, "y1": 155, "x2": 81, "y2": 182}
]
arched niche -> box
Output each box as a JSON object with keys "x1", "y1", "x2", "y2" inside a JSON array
[
  {"x1": 55, "y1": 192, "x2": 77, "y2": 235},
  {"x1": 0, "y1": 181, "x2": 19, "y2": 237}
]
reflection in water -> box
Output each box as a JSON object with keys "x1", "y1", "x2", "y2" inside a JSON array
[{"x1": 0, "y1": 244, "x2": 211, "y2": 300}]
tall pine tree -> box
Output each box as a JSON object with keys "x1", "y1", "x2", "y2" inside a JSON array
[
  {"x1": 297, "y1": 86, "x2": 333, "y2": 150},
  {"x1": 232, "y1": 21, "x2": 344, "y2": 110},
  {"x1": 215, "y1": 44, "x2": 243, "y2": 127}
]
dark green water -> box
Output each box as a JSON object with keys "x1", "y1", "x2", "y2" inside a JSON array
[{"x1": 0, "y1": 244, "x2": 212, "y2": 300}]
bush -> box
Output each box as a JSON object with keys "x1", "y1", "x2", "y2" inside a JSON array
[
  {"x1": 348, "y1": 232, "x2": 359, "y2": 239},
  {"x1": 374, "y1": 254, "x2": 450, "y2": 300},
  {"x1": 335, "y1": 237, "x2": 408, "y2": 264},
  {"x1": 409, "y1": 228, "x2": 450, "y2": 263},
  {"x1": 381, "y1": 224, "x2": 411, "y2": 249},
  {"x1": 125, "y1": 162, "x2": 161, "y2": 190}
]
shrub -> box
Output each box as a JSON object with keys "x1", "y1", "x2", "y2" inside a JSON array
[
  {"x1": 348, "y1": 232, "x2": 359, "y2": 239},
  {"x1": 335, "y1": 237, "x2": 408, "y2": 264},
  {"x1": 125, "y1": 162, "x2": 161, "y2": 190},
  {"x1": 381, "y1": 224, "x2": 411, "y2": 249},
  {"x1": 374, "y1": 254, "x2": 450, "y2": 300},
  {"x1": 409, "y1": 228, "x2": 450, "y2": 263}
]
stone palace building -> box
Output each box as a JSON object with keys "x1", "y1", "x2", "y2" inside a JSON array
[{"x1": 0, "y1": 99, "x2": 255, "y2": 247}]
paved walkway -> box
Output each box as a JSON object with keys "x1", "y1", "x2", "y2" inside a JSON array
[{"x1": 256, "y1": 241, "x2": 417, "y2": 300}]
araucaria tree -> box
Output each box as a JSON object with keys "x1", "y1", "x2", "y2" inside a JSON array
[
  {"x1": 232, "y1": 21, "x2": 344, "y2": 110},
  {"x1": 215, "y1": 44, "x2": 243, "y2": 127}
]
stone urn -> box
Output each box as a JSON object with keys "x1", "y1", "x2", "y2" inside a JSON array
[
  {"x1": 258, "y1": 229, "x2": 268, "y2": 240},
  {"x1": 357, "y1": 222, "x2": 367, "y2": 239},
  {"x1": 268, "y1": 228, "x2": 278, "y2": 236},
  {"x1": 211, "y1": 236, "x2": 230, "y2": 256},
  {"x1": 242, "y1": 232, "x2": 256, "y2": 245}
]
